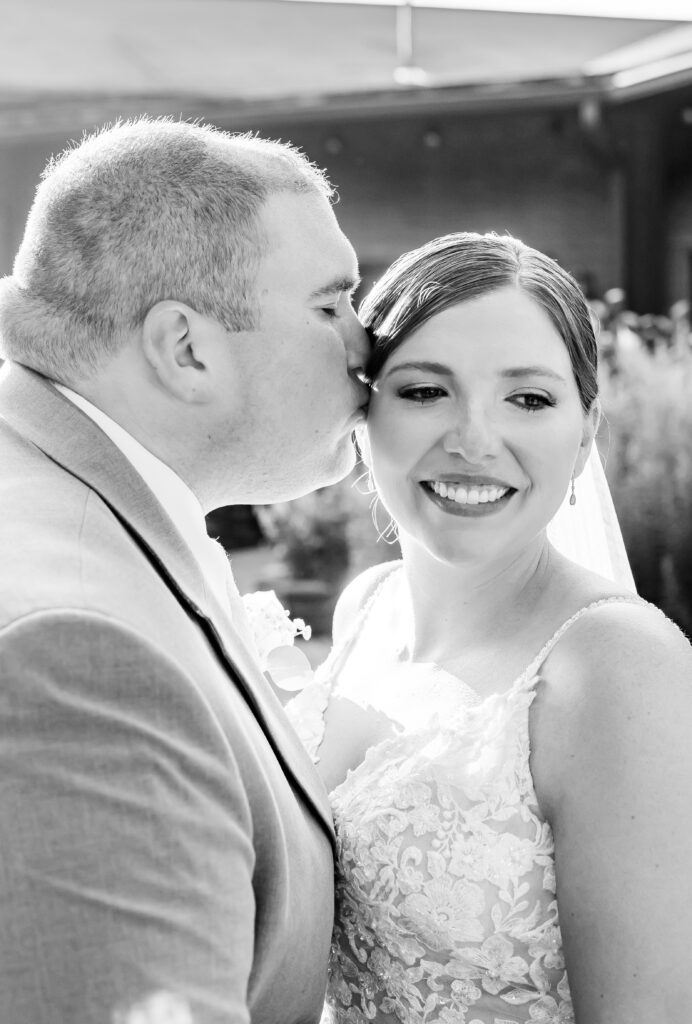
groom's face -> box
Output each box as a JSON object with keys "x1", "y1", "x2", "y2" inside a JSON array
[{"x1": 216, "y1": 190, "x2": 370, "y2": 503}]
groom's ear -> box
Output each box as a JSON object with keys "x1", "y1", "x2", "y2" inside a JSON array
[
  {"x1": 574, "y1": 399, "x2": 601, "y2": 478},
  {"x1": 140, "y1": 301, "x2": 211, "y2": 403}
]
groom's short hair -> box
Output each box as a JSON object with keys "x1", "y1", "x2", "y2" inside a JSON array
[{"x1": 0, "y1": 118, "x2": 333, "y2": 383}]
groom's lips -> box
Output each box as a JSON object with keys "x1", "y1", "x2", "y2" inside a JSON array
[
  {"x1": 348, "y1": 391, "x2": 370, "y2": 428},
  {"x1": 348, "y1": 405, "x2": 367, "y2": 429}
]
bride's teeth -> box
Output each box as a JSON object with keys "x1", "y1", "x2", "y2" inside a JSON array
[{"x1": 430, "y1": 481, "x2": 510, "y2": 504}]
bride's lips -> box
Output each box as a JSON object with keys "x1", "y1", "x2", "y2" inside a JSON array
[{"x1": 420, "y1": 478, "x2": 516, "y2": 517}]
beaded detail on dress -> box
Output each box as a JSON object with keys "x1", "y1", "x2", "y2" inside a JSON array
[{"x1": 287, "y1": 567, "x2": 641, "y2": 1024}]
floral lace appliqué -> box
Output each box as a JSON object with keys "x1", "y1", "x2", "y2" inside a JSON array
[
  {"x1": 323, "y1": 679, "x2": 574, "y2": 1024},
  {"x1": 298, "y1": 585, "x2": 639, "y2": 1024}
]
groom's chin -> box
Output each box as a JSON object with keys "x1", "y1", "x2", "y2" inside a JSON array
[
  {"x1": 283, "y1": 442, "x2": 358, "y2": 502},
  {"x1": 324, "y1": 436, "x2": 359, "y2": 486}
]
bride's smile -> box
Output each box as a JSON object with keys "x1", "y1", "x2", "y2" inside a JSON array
[
  {"x1": 364, "y1": 286, "x2": 597, "y2": 568},
  {"x1": 422, "y1": 477, "x2": 514, "y2": 515}
]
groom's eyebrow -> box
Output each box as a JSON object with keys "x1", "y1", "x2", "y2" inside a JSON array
[{"x1": 309, "y1": 275, "x2": 360, "y2": 300}]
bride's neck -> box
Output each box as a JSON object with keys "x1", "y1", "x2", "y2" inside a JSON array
[{"x1": 398, "y1": 535, "x2": 554, "y2": 661}]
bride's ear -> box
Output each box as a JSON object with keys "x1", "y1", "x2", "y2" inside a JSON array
[{"x1": 574, "y1": 399, "x2": 601, "y2": 478}]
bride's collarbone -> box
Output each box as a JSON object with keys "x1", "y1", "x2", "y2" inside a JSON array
[
  {"x1": 432, "y1": 647, "x2": 528, "y2": 694},
  {"x1": 400, "y1": 632, "x2": 544, "y2": 694},
  {"x1": 318, "y1": 583, "x2": 622, "y2": 792},
  {"x1": 406, "y1": 578, "x2": 625, "y2": 693}
]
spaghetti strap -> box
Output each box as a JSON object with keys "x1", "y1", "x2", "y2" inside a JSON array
[
  {"x1": 285, "y1": 560, "x2": 401, "y2": 765},
  {"x1": 318, "y1": 560, "x2": 401, "y2": 683},
  {"x1": 523, "y1": 594, "x2": 645, "y2": 681}
]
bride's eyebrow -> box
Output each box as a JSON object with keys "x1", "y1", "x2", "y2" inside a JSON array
[
  {"x1": 500, "y1": 366, "x2": 567, "y2": 383},
  {"x1": 382, "y1": 360, "x2": 453, "y2": 379}
]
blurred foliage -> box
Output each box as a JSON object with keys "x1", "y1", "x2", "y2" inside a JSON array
[
  {"x1": 255, "y1": 474, "x2": 383, "y2": 636},
  {"x1": 256, "y1": 486, "x2": 353, "y2": 587},
  {"x1": 255, "y1": 467, "x2": 398, "y2": 590},
  {"x1": 597, "y1": 300, "x2": 692, "y2": 633}
]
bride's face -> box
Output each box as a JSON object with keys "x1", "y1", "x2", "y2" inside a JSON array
[{"x1": 365, "y1": 286, "x2": 598, "y2": 567}]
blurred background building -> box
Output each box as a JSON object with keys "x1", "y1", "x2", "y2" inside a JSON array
[
  {"x1": 2, "y1": 0, "x2": 692, "y2": 634},
  {"x1": 3, "y1": 1, "x2": 692, "y2": 308}
]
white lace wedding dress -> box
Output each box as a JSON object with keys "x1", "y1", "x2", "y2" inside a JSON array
[{"x1": 287, "y1": 561, "x2": 639, "y2": 1024}]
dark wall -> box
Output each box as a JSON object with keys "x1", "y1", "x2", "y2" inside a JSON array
[
  {"x1": 223, "y1": 106, "x2": 623, "y2": 300},
  {"x1": 0, "y1": 106, "x2": 620, "y2": 299},
  {"x1": 3, "y1": 91, "x2": 692, "y2": 312},
  {"x1": 654, "y1": 86, "x2": 692, "y2": 309},
  {"x1": 0, "y1": 132, "x2": 73, "y2": 275}
]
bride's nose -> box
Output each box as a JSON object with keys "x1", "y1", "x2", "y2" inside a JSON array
[{"x1": 442, "y1": 406, "x2": 499, "y2": 463}]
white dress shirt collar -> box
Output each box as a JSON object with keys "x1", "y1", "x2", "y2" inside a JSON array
[{"x1": 53, "y1": 383, "x2": 233, "y2": 614}]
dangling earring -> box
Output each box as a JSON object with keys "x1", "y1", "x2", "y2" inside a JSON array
[
  {"x1": 370, "y1": 495, "x2": 399, "y2": 545},
  {"x1": 353, "y1": 466, "x2": 376, "y2": 495},
  {"x1": 569, "y1": 475, "x2": 577, "y2": 506}
]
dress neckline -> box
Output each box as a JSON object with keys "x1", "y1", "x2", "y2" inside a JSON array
[
  {"x1": 309, "y1": 562, "x2": 644, "y2": 791},
  {"x1": 323, "y1": 561, "x2": 642, "y2": 700}
]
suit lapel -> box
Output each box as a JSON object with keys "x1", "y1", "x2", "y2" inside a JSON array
[{"x1": 0, "y1": 363, "x2": 335, "y2": 847}]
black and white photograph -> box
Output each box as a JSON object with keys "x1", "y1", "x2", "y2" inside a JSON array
[{"x1": 1, "y1": 2, "x2": 691, "y2": 1021}]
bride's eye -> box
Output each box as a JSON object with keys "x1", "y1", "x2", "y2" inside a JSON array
[
  {"x1": 398, "y1": 384, "x2": 447, "y2": 404},
  {"x1": 508, "y1": 391, "x2": 556, "y2": 413}
]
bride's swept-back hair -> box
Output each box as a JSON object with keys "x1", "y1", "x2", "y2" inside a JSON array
[{"x1": 359, "y1": 232, "x2": 598, "y2": 414}]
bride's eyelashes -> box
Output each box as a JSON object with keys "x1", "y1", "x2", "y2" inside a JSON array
[
  {"x1": 397, "y1": 384, "x2": 448, "y2": 404},
  {"x1": 507, "y1": 391, "x2": 557, "y2": 413},
  {"x1": 395, "y1": 384, "x2": 558, "y2": 413}
]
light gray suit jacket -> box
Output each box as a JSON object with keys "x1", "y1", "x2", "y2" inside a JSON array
[{"x1": 0, "y1": 363, "x2": 335, "y2": 1024}]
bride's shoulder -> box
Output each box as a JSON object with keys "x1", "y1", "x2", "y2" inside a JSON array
[
  {"x1": 536, "y1": 597, "x2": 692, "y2": 757},
  {"x1": 547, "y1": 555, "x2": 690, "y2": 678},
  {"x1": 552, "y1": 595, "x2": 690, "y2": 678},
  {"x1": 332, "y1": 559, "x2": 402, "y2": 645},
  {"x1": 531, "y1": 597, "x2": 692, "y2": 821}
]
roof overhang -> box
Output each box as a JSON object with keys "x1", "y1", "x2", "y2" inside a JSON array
[{"x1": 0, "y1": 1, "x2": 689, "y2": 139}]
